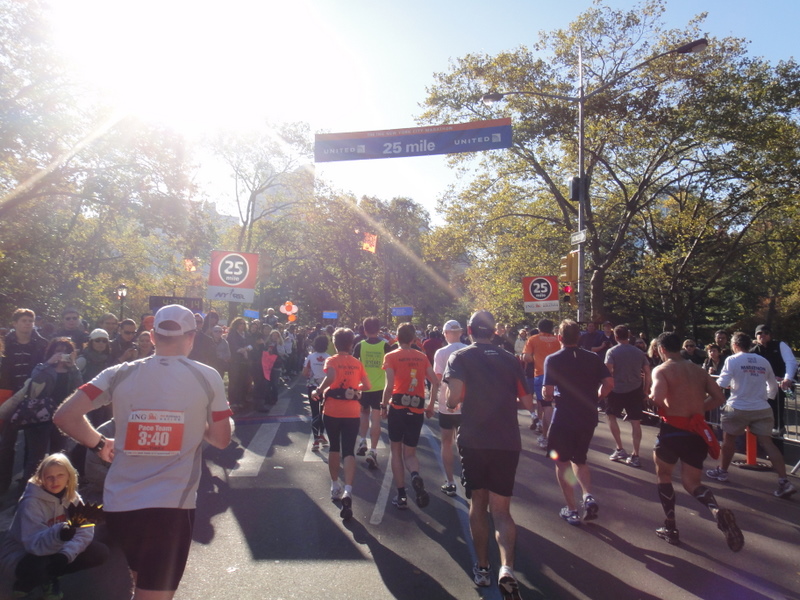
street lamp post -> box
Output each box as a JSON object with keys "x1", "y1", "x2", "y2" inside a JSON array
[
  {"x1": 116, "y1": 283, "x2": 128, "y2": 320},
  {"x1": 482, "y1": 38, "x2": 707, "y2": 323}
]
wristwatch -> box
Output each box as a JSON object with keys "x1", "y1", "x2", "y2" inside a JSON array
[{"x1": 90, "y1": 435, "x2": 106, "y2": 454}]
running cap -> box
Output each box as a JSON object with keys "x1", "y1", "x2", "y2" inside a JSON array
[
  {"x1": 89, "y1": 328, "x2": 109, "y2": 341},
  {"x1": 153, "y1": 304, "x2": 196, "y2": 337},
  {"x1": 467, "y1": 310, "x2": 495, "y2": 338},
  {"x1": 443, "y1": 320, "x2": 463, "y2": 332},
  {"x1": 754, "y1": 324, "x2": 771, "y2": 335}
]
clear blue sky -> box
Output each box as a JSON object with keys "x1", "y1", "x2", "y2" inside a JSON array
[{"x1": 48, "y1": 0, "x2": 800, "y2": 222}]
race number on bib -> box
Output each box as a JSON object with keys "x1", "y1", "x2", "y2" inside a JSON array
[{"x1": 124, "y1": 409, "x2": 185, "y2": 456}]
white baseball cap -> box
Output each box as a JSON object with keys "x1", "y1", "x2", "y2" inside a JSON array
[
  {"x1": 443, "y1": 320, "x2": 463, "y2": 332},
  {"x1": 153, "y1": 304, "x2": 197, "y2": 336}
]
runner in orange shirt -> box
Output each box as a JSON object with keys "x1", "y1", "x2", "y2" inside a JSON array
[
  {"x1": 314, "y1": 328, "x2": 371, "y2": 520},
  {"x1": 522, "y1": 319, "x2": 561, "y2": 448},
  {"x1": 381, "y1": 323, "x2": 438, "y2": 509}
]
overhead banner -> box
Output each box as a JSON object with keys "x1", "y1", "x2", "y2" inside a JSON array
[
  {"x1": 522, "y1": 276, "x2": 559, "y2": 313},
  {"x1": 314, "y1": 118, "x2": 512, "y2": 163},
  {"x1": 207, "y1": 251, "x2": 259, "y2": 304},
  {"x1": 391, "y1": 306, "x2": 414, "y2": 317}
]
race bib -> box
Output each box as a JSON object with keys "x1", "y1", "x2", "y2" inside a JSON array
[{"x1": 124, "y1": 409, "x2": 185, "y2": 456}]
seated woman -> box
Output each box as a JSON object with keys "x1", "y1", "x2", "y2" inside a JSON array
[{"x1": 0, "y1": 453, "x2": 109, "y2": 598}]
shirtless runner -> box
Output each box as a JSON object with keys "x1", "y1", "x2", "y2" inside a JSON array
[{"x1": 650, "y1": 332, "x2": 744, "y2": 552}]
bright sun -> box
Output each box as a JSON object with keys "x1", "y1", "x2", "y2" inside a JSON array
[{"x1": 47, "y1": 0, "x2": 364, "y2": 137}]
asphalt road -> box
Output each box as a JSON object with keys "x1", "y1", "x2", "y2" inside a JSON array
[{"x1": 1, "y1": 377, "x2": 799, "y2": 600}]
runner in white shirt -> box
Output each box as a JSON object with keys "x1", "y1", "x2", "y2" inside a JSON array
[
  {"x1": 433, "y1": 320, "x2": 468, "y2": 497},
  {"x1": 55, "y1": 304, "x2": 232, "y2": 600}
]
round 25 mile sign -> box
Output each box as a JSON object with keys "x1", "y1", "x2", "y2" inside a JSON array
[{"x1": 522, "y1": 276, "x2": 559, "y2": 313}]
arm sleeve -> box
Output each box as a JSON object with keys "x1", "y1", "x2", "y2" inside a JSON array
[
  {"x1": 779, "y1": 342, "x2": 797, "y2": 381},
  {"x1": 765, "y1": 364, "x2": 779, "y2": 400},
  {"x1": 18, "y1": 498, "x2": 67, "y2": 558},
  {"x1": 717, "y1": 357, "x2": 732, "y2": 389}
]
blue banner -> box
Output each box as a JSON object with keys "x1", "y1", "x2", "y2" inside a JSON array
[
  {"x1": 322, "y1": 311, "x2": 339, "y2": 320},
  {"x1": 391, "y1": 306, "x2": 414, "y2": 317},
  {"x1": 243, "y1": 309, "x2": 260, "y2": 319},
  {"x1": 315, "y1": 119, "x2": 512, "y2": 163}
]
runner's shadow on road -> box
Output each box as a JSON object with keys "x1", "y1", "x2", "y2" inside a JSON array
[
  {"x1": 345, "y1": 518, "x2": 459, "y2": 600},
  {"x1": 585, "y1": 525, "x2": 792, "y2": 600},
  {"x1": 516, "y1": 526, "x2": 663, "y2": 600},
  {"x1": 193, "y1": 443, "x2": 240, "y2": 544}
]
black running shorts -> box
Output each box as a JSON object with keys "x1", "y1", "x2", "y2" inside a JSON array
[
  {"x1": 547, "y1": 421, "x2": 596, "y2": 464},
  {"x1": 322, "y1": 415, "x2": 359, "y2": 455},
  {"x1": 458, "y1": 446, "x2": 520, "y2": 497},
  {"x1": 438, "y1": 413, "x2": 462, "y2": 431},
  {"x1": 654, "y1": 423, "x2": 708, "y2": 470},
  {"x1": 606, "y1": 388, "x2": 645, "y2": 420},
  {"x1": 387, "y1": 407, "x2": 424, "y2": 447},
  {"x1": 359, "y1": 389, "x2": 383, "y2": 411},
  {"x1": 106, "y1": 508, "x2": 195, "y2": 592}
]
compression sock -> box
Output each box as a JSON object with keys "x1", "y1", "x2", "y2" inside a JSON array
[
  {"x1": 398, "y1": 487, "x2": 406, "y2": 498},
  {"x1": 410, "y1": 471, "x2": 420, "y2": 480},
  {"x1": 693, "y1": 485, "x2": 719, "y2": 514},
  {"x1": 657, "y1": 483, "x2": 676, "y2": 522}
]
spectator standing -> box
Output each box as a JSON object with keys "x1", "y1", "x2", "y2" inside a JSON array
[
  {"x1": 579, "y1": 321, "x2": 603, "y2": 352},
  {"x1": 226, "y1": 318, "x2": 250, "y2": 411},
  {"x1": 187, "y1": 314, "x2": 216, "y2": 367},
  {"x1": 12, "y1": 337, "x2": 82, "y2": 483},
  {"x1": 75, "y1": 330, "x2": 114, "y2": 383},
  {"x1": 681, "y1": 339, "x2": 706, "y2": 365},
  {"x1": 0, "y1": 309, "x2": 49, "y2": 494},
  {"x1": 54, "y1": 309, "x2": 89, "y2": 351},
  {"x1": 209, "y1": 325, "x2": 230, "y2": 378},
  {"x1": 135, "y1": 332, "x2": 155, "y2": 359},
  {"x1": 592, "y1": 321, "x2": 617, "y2": 360},
  {"x1": 707, "y1": 332, "x2": 796, "y2": 499},
  {"x1": 750, "y1": 324, "x2": 796, "y2": 435},
  {"x1": 109, "y1": 319, "x2": 138, "y2": 364},
  {"x1": 96, "y1": 313, "x2": 119, "y2": 340}
]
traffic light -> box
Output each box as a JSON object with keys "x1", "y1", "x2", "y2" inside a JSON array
[
  {"x1": 563, "y1": 284, "x2": 572, "y2": 305},
  {"x1": 562, "y1": 284, "x2": 577, "y2": 308},
  {"x1": 566, "y1": 250, "x2": 578, "y2": 283},
  {"x1": 559, "y1": 255, "x2": 570, "y2": 283},
  {"x1": 559, "y1": 251, "x2": 578, "y2": 283}
]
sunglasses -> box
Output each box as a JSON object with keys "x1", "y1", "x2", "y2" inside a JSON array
[
  {"x1": 121, "y1": 330, "x2": 136, "y2": 336},
  {"x1": 93, "y1": 339, "x2": 109, "y2": 344}
]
